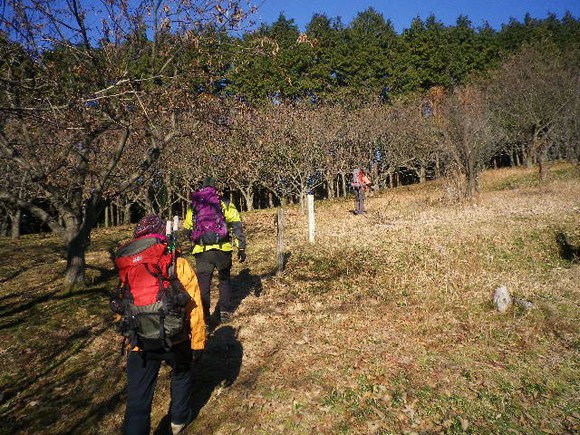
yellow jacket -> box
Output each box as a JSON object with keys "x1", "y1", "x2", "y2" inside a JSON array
[
  {"x1": 175, "y1": 256, "x2": 206, "y2": 350},
  {"x1": 183, "y1": 201, "x2": 246, "y2": 255}
]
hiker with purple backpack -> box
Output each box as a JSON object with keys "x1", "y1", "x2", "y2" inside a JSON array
[{"x1": 183, "y1": 177, "x2": 247, "y2": 332}]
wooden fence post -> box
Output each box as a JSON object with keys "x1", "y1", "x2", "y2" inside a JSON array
[{"x1": 277, "y1": 208, "x2": 285, "y2": 274}]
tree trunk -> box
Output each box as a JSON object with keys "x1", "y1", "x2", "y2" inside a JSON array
[
  {"x1": 537, "y1": 143, "x2": 549, "y2": 183},
  {"x1": 124, "y1": 202, "x2": 132, "y2": 225},
  {"x1": 62, "y1": 199, "x2": 103, "y2": 291},
  {"x1": 64, "y1": 229, "x2": 87, "y2": 291},
  {"x1": 116, "y1": 202, "x2": 121, "y2": 226},
  {"x1": 268, "y1": 192, "x2": 274, "y2": 208},
  {"x1": 370, "y1": 161, "x2": 379, "y2": 187},
  {"x1": 238, "y1": 194, "x2": 244, "y2": 212},
  {"x1": 326, "y1": 178, "x2": 335, "y2": 199},
  {"x1": 524, "y1": 143, "x2": 533, "y2": 168},
  {"x1": 242, "y1": 188, "x2": 254, "y2": 212},
  {"x1": 0, "y1": 215, "x2": 7, "y2": 236},
  {"x1": 419, "y1": 166, "x2": 426, "y2": 184},
  {"x1": 104, "y1": 205, "x2": 110, "y2": 227},
  {"x1": 538, "y1": 155, "x2": 546, "y2": 182},
  {"x1": 466, "y1": 160, "x2": 477, "y2": 198},
  {"x1": 514, "y1": 150, "x2": 520, "y2": 167},
  {"x1": 10, "y1": 209, "x2": 21, "y2": 240}
]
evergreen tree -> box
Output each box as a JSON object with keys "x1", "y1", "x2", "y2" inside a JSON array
[
  {"x1": 227, "y1": 14, "x2": 317, "y2": 102},
  {"x1": 341, "y1": 8, "x2": 398, "y2": 102},
  {"x1": 305, "y1": 13, "x2": 343, "y2": 100}
]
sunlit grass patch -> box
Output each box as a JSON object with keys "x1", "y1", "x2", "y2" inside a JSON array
[{"x1": 480, "y1": 162, "x2": 579, "y2": 192}]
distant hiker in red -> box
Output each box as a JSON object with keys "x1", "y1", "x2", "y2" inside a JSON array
[
  {"x1": 183, "y1": 177, "x2": 247, "y2": 330},
  {"x1": 351, "y1": 168, "x2": 372, "y2": 215},
  {"x1": 113, "y1": 214, "x2": 205, "y2": 435}
]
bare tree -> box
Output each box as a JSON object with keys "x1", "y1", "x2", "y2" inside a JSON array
[
  {"x1": 266, "y1": 104, "x2": 327, "y2": 209},
  {"x1": 489, "y1": 41, "x2": 578, "y2": 181},
  {"x1": 440, "y1": 85, "x2": 500, "y2": 198},
  {"x1": 0, "y1": 0, "x2": 254, "y2": 289}
]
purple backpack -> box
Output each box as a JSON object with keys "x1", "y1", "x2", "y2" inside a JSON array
[{"x1": 190, "y1": 186, "x2": 230, "y2": 245}]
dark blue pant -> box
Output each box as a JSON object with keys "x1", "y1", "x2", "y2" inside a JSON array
[
  {"x1": 123, "y1": 342, "x2": 192, "y2": 435},
  {"x1": 194, "y1": 250, "x2": 233, "y2": 323}
]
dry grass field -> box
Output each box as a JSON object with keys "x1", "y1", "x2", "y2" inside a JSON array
[{"x1": 0, "y1": 163, "x2": 578, "y2": 434}]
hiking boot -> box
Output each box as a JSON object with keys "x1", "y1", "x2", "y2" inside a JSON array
[
  {"x1": 220, "y1": 311, "x2": 233, "y2": 323},
  {"x1": 171, "y1": 422, "x2": 186, "y2": 434}
]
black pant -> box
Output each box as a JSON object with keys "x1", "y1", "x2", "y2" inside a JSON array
[
  {"x1": 194, "y1": 249, "x2": 233, "y2": 324},
  {"x1": 354, "y1": 188, "x2": 366, "y2": 214},
  {"x1": 123, "y1": 341, "x2": 192, "y2": 435}
]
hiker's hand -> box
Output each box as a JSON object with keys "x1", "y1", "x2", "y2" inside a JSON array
[
  {"x1": 238, "y1": 249, "x2": 246, "y2": 263},
  {"x1": 192, "y1": 350, "x2": 203, "y2": 363}
]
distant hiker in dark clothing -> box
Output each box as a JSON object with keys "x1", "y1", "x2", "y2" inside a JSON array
[
  {"x1": 116, "y1": 215, "x2": 206, "y2": 435},
  {"x1": 183, "y1": 177, "x2": 247, "y2": 328},
  {"x1": 351, "y1": 168, "x2": 372, "y2": 215}
]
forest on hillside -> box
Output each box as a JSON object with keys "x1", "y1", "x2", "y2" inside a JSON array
[{"x1": 0, "y1": 1, "x2": 579, "y2": 288}]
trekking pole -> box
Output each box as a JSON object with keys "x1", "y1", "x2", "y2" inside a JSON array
[
  {"x1": 166, "y1": 216, "x2": 180, "y2": 275},
  {"x1": 166, "y1": 219, "x2": 172, "y2": 240}
]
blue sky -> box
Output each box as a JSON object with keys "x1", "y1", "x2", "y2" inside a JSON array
[{"x1": 251, "y1": 0, "x2": 580, "y2": 33}]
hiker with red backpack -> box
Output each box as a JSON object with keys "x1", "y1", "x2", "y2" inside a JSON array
[
  {"x1": 111, "y1": 215, "x2": 205, "y2": 435},
  {"x1": 351, "y1": 168, "x2": 373, "y2": 215},
  {"x1": 184, "y1": 177, "x2": 247, "y2": 330}
]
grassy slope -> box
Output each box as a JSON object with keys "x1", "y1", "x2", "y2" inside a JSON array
[{"x1": 0, "y1": 164, "x2": 578, "y2": 434}]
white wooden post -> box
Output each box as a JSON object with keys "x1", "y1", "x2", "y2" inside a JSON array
[{"x1": 307, "y1": 194, "x2": 315, "y2": 243}]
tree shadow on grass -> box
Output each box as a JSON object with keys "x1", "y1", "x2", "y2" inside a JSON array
[
  {"x1": 556, "y1": 232, "x2": 580, "y2": 263},
  {"x1": 153, "y1": 325, "x2": 243, "y2": 434},
  {"x1": 0, "y1": 288, "x2": 61, "y2": 327},
  {"x1": 0, "y1": 267, "x2": 30, "y2": 284},
  {"x1": 0, "y1": 260, "x2": 116, "y2": 331},
  {"x1": 0, "y1": 322, "x2": 125, "y2": 434},
  {"x1": 0, "y1": 284, "x2": 110, "y2": 330},
  {"x1": 0, "y1": 322, "x2": 113, "y2": 406}
]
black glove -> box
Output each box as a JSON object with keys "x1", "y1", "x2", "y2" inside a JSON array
[
  {"x1": 192, "y1": 349, "x2": 204, "y2": 364},
  {"x1": 238, "y1": 249, "x2": 246, "y2": 263}
]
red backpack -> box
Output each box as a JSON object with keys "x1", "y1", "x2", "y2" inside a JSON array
[{"x1": 111, "y1": 235, "x2": 191, "y2": 351}]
